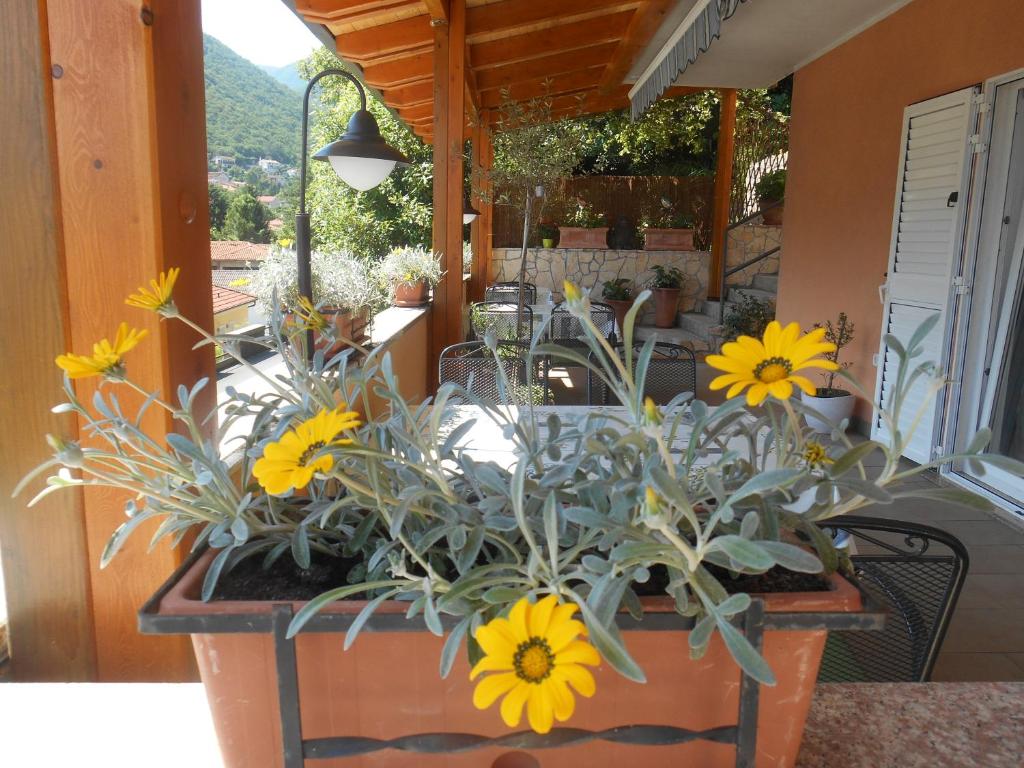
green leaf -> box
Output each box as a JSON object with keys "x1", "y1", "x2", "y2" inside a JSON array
[
  {"x1": 967, "y1": 427, "x2": 992, "y2": 455},
  {"x1": 571, "y1": 595, "x2": 646, "y2": 683},
  {"x1": 287, "y1": 580, "x2": 409, "y2": 638},
  {"x1": 712, "y1": 535, "x2": 774, "y2": 571},
  {"x1": 201, "y1": 545, "x2": 236, "y2": 602},
  {"x1": 829, "y1": 441, "x2": 883, "y2": 477},
  {"x1": 757, "y1": 541, "x2": 823, "y2": 573},
  {"x1": 717, "y1": 615, "x2": 776, "y2": 685},
  {"x1": 440, "y1": 617, "x2": 471, "y2": 679},
  {"x1": 423, "y1": 596, "x2": 444, "y2": 636},
  {"x1": 291, "y1": 525, "x2": 310, "y2": 569},
  {"x1": 344, "y1": 589, "x2": 397, "y2": 650},
  {"x1": 727, "y1": 469, "x2": 802, "y2": 506}
]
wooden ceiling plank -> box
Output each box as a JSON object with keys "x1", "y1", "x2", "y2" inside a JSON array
[
  {"x1": 334, "y1": 13, "x2": 434, "y2": 62},
  {"x1": 469, "y1": 10, "x2": 633, "y2": 70},
  {"x1": 479, "y1": 66, "x2": 604, "y2": 108},
  {"x1": 385, "y1": 80, "x2": 435, "y2": 107},
  {"x1": 420, "y1": 0, "x2": 448, "y2": 20},
  {"x1": 465, "y1": 0, "x2": 640, "y2": 44},
  {"x1": 297, "y1": 0, "x2": 418, "y2": 24},
  {"x1": 475, "y1": 42, "x2": 618, "y2": 91},
  {"x1": 361, "y1": 50, "x2": 434, "y2": 88},
  {"x1": 597, "y1": 0, "x2": 675, "y2": 94}
]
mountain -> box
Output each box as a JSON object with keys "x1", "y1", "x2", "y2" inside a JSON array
[
  {"x1": 261, "y1": 62, "x2": 306, "y2": 93},
  {"x1": 203, "y1": 35, "x2": 302, "y2": 165}
]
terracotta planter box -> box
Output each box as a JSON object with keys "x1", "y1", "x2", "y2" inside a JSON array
[
  {"x1": 652, "y1": 287, "x2": 681, "y2": 328},
  {"x1": 142, "y1": 549, "x2": 879, "y2": 768},
  {"x1": 285, "y1": 306, "x2": 369, "y2": 357},
  {"x1": 759, "y1": 199, "x2": 784, "y2": 226},
  {"x1": 393, "y1": 280, "x2": 430, "y2": 307},
  {"x1": 643, "y1": 228, "x2": 695, "y2": 251},
  {"x1": 557, "y1": 226, "x2": 609, "y2": 249}
]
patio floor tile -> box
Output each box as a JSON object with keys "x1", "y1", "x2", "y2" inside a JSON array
[
  {"x1": 931, "y1": 652, "x2": 1024, "y2": 682},
  {"x1": 943, "y1": 609, "x2": 1024, "y2": 653}
]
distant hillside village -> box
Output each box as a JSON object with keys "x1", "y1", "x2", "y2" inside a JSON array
[{"x1": 207, "y1": 153, "x2": 297, "y2": 252}]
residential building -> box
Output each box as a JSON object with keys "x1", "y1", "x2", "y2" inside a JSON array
[{"x1": 210, "y1": 240, "x2": 269, "y2": 270}]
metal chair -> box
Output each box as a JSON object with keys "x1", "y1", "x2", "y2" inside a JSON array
[
  {"x1": 469, "y1": 301, "x2": 533, "y2": 342},
  {"x1": 549, "y1": 301, "x2": 616, "y2": 348},
  {"x1": 484, "y1": 281, "x2": 537, "y2": 306},
  {"x1": 438, "y1": 341, "x2": 531, "y2": 404},
  {"x1": 587, "y1": 341, "x2": 697, "y2": 406},
  {"x1": 816, "y1": 515, "x2": 969, "y2": 682}
]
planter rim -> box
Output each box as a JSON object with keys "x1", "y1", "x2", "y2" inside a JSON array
[
  {"x1": 141, "y1": 547, "x2": 883, "y2": 637},
  {"x1": 804, "y1": 390, "x2": 854, "y2": 400}
]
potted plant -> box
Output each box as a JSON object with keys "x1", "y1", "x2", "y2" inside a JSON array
[
  {"x1": 755, "y1": 169, "x2": 786, "y2": 226},
  {"x1": 558, "y1": 200, "x2": 608, "y2": 249},
  {"x1": 376, "y1": 246, "x2": 443, "y2": 308},
  {"x1": 722, "y1": 294, "x2": 776, "y2": 345},
  {"x1": 21, "y1": 272, "x2": 1009, "y2": 768},
  {"x1": 801, "y1": 312, "x2": 856, "y2": 433},
  {"x1": 601, "y1": 277, "x2": 634, "y2": 334},
  {"x1": 647, "y1": 264, "x2": 685, "y2": 328},
  {"x1": 251, "y1": 245, "x2": 378, "y2": 351},
  {"x1": 538, "y1": 221, "x2": 559, "y2": 248},
  {"x1": 640, "y1": 197, "x2": 697, "y2": 251}
]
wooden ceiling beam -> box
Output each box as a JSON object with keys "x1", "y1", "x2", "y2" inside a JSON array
[
  {"x1": 469, "y1": 10, "x2": 632, "y2": 70},
  {"x1": 399, "y1": 102, "x2": 434, "y2": 121},
  {"x1": 465, "y1": 0, "x2": 640, "y2": 45},
  {"x1": 479, "y1": 67, "x2": 604, "y2": 108},
  {"x1": 334, "y1": 14, "x2": 433, "y2": 63},
  {"x1": 489, "y1": 85, "x2": 704, "y2": 125},
  {"x1": 296, "y1": 0, "x2": 417, "y2": 24},
  {"x1": 384, "y1": 79, "x2": 434, "y2": 108},
  {"x1": 361, "y1": 50, "x2": 434, "y2": 88},
  {"x1": 597, "y1": 0, "x2": 675, "y2": 94},
  {"x1": 420, "y1": 0, "x2": 448, "y2": 20},
  {"x1": 475, "y1": 42, "x2": 619, "y2": 92}
]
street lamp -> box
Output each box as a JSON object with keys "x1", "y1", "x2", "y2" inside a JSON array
[
  {"x1": 295, "y1": 68, "x2": 410, "y2": 307},
  {"x1": 463, "y1": 194, "x2": 480, "y2": 224}
]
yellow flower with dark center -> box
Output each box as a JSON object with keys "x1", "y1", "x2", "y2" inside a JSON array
[
  {"x1": 252, "y1": 407, "x2": 361, "y2": 495},
  {"x1": 55, "y1": 323, "x2": 148, "y2": 379},
  {"x1": 707, "y1": 321, "x2": 838, "y2": 407},
  {"x1": 293, "y1": 296, "x2": 329, "y2": 333},
  {"x1": 471, "y1": 595, "x2": 600, "y2": 734},
  {"x1": 125, "y1": 268, "x2": 180, "y2": 313},
  {"x1": 803, "y1": 441, "x2": 833, "y2": 468}
]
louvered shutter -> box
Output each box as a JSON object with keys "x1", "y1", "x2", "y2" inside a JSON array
[{"x1": 872, "y1": 87, "x2": 981, "y2": 462}]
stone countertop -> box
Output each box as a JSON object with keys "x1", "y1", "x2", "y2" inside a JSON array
[{"x1": 797, "y1": 682, "x2": 1024, "y2": 767}]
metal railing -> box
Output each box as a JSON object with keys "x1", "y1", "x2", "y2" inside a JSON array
[{"x1": 717, "y1": 198, "x2": 783, "y2": 324}]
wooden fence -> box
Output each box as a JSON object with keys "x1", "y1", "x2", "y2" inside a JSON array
[{"x1": 492, "y1": 174, "x2": 714, "y2": 249}]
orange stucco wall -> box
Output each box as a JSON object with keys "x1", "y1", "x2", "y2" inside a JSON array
[{"x1": 776, "y1": 0, "x2": 1024, "y2": 417}]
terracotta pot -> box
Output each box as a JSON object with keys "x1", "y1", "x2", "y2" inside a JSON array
[
  {"x1": 652, "y1": 287, "x2": 681, "y2": 328},
  {"x1": 801, "y1": 390, "x2": 856, "y2": 433},
  {"x1": 393, "y1": 280, "x2": 429, "y2": 307},
  {"x1": 557, "y1": 226, "x2": 609, "y2": 249},
  {"x1": 284, "y1": 306, "x2": 369, "y2": 358},
  {"x1": 643, "y1": 228, "x2": 695, "y2": 251},
  {"x1": 150, "y1": 550, "x2": 865, "y2": 768},
  {"x1": 759, "y1": 199, "x2": 784, "y2": 226},
  {"x1": 604, "y1": 298, "x2": 632, "y2": 337}
]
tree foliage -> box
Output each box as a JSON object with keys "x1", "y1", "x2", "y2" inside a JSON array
[
  {"x1": 223, "y1": 189, "x2": 271, "y2": 243},
  {"x1": 208, "y1": 184, "x2": 231, "y2": 234}
]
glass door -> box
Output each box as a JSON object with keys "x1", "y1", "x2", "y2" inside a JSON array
[{"x1": 951, "y1": 77, "x2": 1024, "y2": 511}]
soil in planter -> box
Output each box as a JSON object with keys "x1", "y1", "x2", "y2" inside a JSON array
[{"x1": 632, "y1": 563, "x2": 830, "y2": 597}]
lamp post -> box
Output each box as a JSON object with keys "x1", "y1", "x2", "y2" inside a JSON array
[
  {"x1": 463, "y1": 194, "x2": 480, "y2": 224},
  {"x1": 295, "y1": 68, "x2": 410, "y2": 309}
]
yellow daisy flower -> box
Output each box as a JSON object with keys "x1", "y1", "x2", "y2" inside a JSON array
[
  {"x1": 470, "y1": 595, "x2": 600, "y2": 734},
  {"x1": 562, "y1": 281, "x2": 582, "y2": 303},
  {"x1": 707, "y1": 321, "x2": 838, "y2": 407},
  {"x1": 293, "y1": 296, "x2": 329, "y2": 333},
  {"x1": 55, "y1": 322, "x2": 148, "y2": 380},
  {"x1": 803, "y1": 441, "x2": 834, "y2": 468},
  {"x1": 252, "y1": 407, "x2": 361, "y2": 495},
  {"x1": 125, "y1": 268, "x2": 180, "y2": 313}
]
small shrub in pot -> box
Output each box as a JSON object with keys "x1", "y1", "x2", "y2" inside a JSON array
[
  {"x1": 601, "y1": 277, "x2": 634, "y2": 334},
  {"x1": 376, "y1": 246, "x2": 443, "y2": 307},
  {"x1": 755, "y1": 169, "x2": 786, "y2": 225},
  {"x1": 647, "y1": 264, "x2": 685, "y2": 328},
  {"x1": 801, "y1": 312, "x2": 857, "y2": 433}
]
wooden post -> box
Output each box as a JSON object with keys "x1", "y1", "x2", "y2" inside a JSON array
[
  {"x1": 0, "y1": 0, "x2": 98, "y2": 682},
  {"x1": 0, "y1": 0, "x2": 216, "y2": 681},
  {"x1": 430, "y1": 0, "x2": 467, "y2": 387},
  {"x1": 469, "y1": 118, "x2": 493, "y2": 303},
  {"x1": 709, "y1": 88, "x2": 737, "y2": 300}
]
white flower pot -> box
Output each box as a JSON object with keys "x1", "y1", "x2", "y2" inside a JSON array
[{"x1": 801, "y1": 390, "x2": 856, "y2": 433}]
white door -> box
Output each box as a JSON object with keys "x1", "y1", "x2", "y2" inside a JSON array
[
  {"x1": 947, "y1": 73, "x2": 1024, "y2": 513},
  {"x1": 872, "y1": 87, "x2": 981, "y2": 463}
]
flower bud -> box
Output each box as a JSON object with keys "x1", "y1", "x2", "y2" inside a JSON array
[{"x1": 563, "y1": 281, "x2": 581, "y2": 303}]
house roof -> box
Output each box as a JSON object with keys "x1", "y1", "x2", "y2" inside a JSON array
[
  {"x1": 210, "y1": 241, "x2": 270, "y2": 263},
  {"x1": 257, "y1": 195, "x2": 277, "y2": 205},
  {"x1": 289, "y1": 0, "x2": 702, "y2": 142},
  {"x1": 211, "y1": 284, "x2": 256, "y2": 314}
]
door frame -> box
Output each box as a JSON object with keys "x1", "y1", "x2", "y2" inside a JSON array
[{"x1": 943, "y1": 67, "x2": 1024, "y2": 521}]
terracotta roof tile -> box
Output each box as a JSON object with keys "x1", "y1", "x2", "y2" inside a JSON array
[
  {"x1": 210, "y1": 241, "x2": 270, "y2": 263},
  {"x1": 211, "y1": 284, "x2": 255, "y2": 314}
]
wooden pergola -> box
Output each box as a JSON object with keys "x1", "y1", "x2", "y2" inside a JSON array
[
  {"x1": 1, "y1": 0, "x2": 736, "y2": 683},
  {"x1": 290, "y1": 0, "x2": 737, "y2": 363}
]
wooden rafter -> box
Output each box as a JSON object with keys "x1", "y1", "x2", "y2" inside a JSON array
[
  {"x1": 385, "y1": 79, "x2": 434, "y2": 107},
  {"x1": 479, "y1": 66, "x2": 604, "y2": 109},
  {"x1": 334, "y1": 14, "x2": 433, "y2": 63},
  {"x1": 470, "y1": 11, "x2": 632, "y2": 70},
  {"x1": 420, "y1": 0, "x2": 447, "y2": 20},
  {"x1": 298, "y1": 0, "x2": 420, "y2": 30},
  {"x1": 361, "y1": 50, "x2": 433, "y2": 88},
  {"x1": 597, "y1": 0, "x2": 675, "y2": 94},
  {"x1": 475, "y1": 42, "x2": 620, "y2": 92},
  {"x1": 465, "y1": 0, "x2": 640, "y2": 45}
]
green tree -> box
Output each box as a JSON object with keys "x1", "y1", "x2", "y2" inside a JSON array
[
  {"x1": 208, "y1": 184, "x2": 231, "y2": 237},
  {"x1": 223, "y1": 189, "x2": 270, "y2": 243},
  {"x1": 299, "y1": 48, "x2": 434, "y2": 260}
]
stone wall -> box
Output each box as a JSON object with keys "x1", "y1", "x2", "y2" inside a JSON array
[
  {"x1": 724, "y1": 224, "x2": 782, "y2": 289},
  {"x1": 489, "y1": 248, "x2": 709, "y2": 325}
]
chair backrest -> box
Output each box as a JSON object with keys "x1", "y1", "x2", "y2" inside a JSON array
[
  {"x1": 816, "y1": 515, "x2": 969, "y2": 683},
  {"x1": 484, "y1": 281, "x2": 537, "y2": 306},
  {"x1": 470, "y1": 301, "x2": 533, "y2": 342},
  {"x1": 549, "y1": 301, "x2": 616, "y2": 346},
  {"x1": 438, "y1": 341, "x2": 531, "y2": 404},
  {"x1": 587, "y1": 342, "x2": 697, "y2": 405}
]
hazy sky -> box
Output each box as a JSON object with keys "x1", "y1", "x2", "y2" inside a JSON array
[{"x1": 201, "y1": 0, "x2": 322, "y2": 67}]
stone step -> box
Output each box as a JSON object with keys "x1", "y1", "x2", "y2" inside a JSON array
[
  {"x1": 751, "y1": 273, "x2": 779, "y2": 292},
  {"x1": 677, "y1": 309, "x2": 720, "y2": 336},
  {"x1": 727, "y1": 286, "x2": 777, "y2": 305},
  {"x1": 694, "y1": 299, "x2": 739, "y2": 321},
  {"x1": 635, "y1": 325, "x2": 712, "y2": 355}
]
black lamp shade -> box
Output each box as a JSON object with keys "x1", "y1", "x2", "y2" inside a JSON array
[{"x1": 463, "y1": 195, "x2": 480, "y2": 224}]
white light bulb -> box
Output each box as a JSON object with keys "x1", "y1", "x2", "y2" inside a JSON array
[{"x1": 329, "y1": 156, "x2": 396, "y2": 191}]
